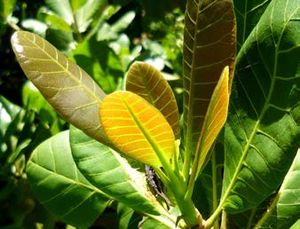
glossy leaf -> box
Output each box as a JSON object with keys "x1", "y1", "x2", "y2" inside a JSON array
[
  {"x1": 256, "y1": 149, "x2": 300, "y2": 228},
  {"x1": 183, "y1": 0, "x2": 236, "y2": 157},
  {"x1": 233, "y1": 0, "x2": 271, "y2": 50},
  {"x1": 99, "y1": 91, "x2": 175, "y2": 167},
  {"x1": 70, "y1": 126, "x2": 170, "y2": 217},
  {"x1": 26, "y1": 131, "x2": 109, "y2": 228},
  {"x1": 194, "y1": 66, "x2": 229, "y2": 174},
  {"x1": 222, "y1": 0, "x2": 300, "y2": 213},
  {"x1": 11, "y1": 31, "x2": 109, "y2": 144},
  {"x1": 126, "y1": 62, "x2": 180, "y2": 139}
]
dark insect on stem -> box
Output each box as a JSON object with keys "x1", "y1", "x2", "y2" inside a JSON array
[{"x1": 145, "y1": 165, "x2": 171, "y2": 208}]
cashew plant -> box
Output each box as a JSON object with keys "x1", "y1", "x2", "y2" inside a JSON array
[{"x1": 10, "y1": 0, "x2": 300, "y2": 228}]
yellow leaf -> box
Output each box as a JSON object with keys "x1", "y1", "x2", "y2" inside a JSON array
[
  {"x1": 99, "y1": 91, "x2": 175, "y2": 167},
  {"x1": 126, "y1": 62, "x2": 180, "y2": 139},
  {"x1": 196, "y1": 66, "x2": 230, "y2": 173}
]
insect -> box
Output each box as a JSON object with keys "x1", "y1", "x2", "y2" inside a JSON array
[{"x1": 145, "y1": 165, "x2": 171, "y2": 208}]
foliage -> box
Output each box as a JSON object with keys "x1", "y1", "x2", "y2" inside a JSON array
[{"x1": 2, "y1": 0, "x2": 300, "y2": 228}]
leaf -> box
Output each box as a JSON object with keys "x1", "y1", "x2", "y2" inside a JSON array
[
  {"x1": 221, "y1": 0, "x2": 300, "y2": 213},
  {"x1": 11, "y1": 31, "x2": 109, "y2": 145},
  {"x1": 140, "y1": 217, "x2": 172, "y2": 229},
  {"x1": 97, "y1": 11, "x2": 135, "y2": 41},
  {"x1": 126, "y1": 62, "x2": 180, "y2": 139},
  {"x1": 71, "y1": 35, "x2": 123, "y2": 93},
  {"x1": 99, "y1": 91, "x2": 175, "y2": 167},
  {"x1": 45, "y1": 0, "x2": 74, "y2": 25},
  {"x1": 194, "y1": 66, "x2": 229, "y2": 174},
  {"x1": 22, "y1": 81, "x2": 57, "y2": 123},
  {"x1": 69, "y1": 126, "x2": 168, "y2": 216},
  {"x1": 75, "y1": 0, "x2": 106, "y2": 33},
  {"x1": 45, "y1": 28, "x2": 74, "y2": 52},
  {"x1": 117, "y1": 203, "x2": 141, "y2": 229},
  {"x1": 233, "y1": 0, "x2": 272, "y2": 50},
  {"x1": 183, "y1": 0, "x2": 236, "y2": 158},
  {"x1": 255, "y1": 149, "x2": 300, "y2": 228},
  {"x1": 26, "y1": 131, "x2": 109, "y2": 228}
]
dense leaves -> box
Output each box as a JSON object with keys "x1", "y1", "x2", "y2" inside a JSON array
[
  {"x1": 26, "y1": 131, "x2": 109, "y2": 228},
  {"x1": 222, "y1": 0, "x2": 300, "y2": 213},
  {"x1": 70, "y1": 127, "x2": 176, "y2": 228}
]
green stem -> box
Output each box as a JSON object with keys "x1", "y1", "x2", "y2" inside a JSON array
[
  {"x1": 183, "y1": 144, "x2": 191, "y2": 181},
  {"x1": 253, "y1": 195, "x2": 279, "y2": 228},
  {"x1": 125, "y1": 102, "x2": 200, "y2": 227},
  {"x1": 246, "y1": 209, "x2": 257, "y2": 229},
  {"x1": 211, "y1": 151, "x2": 219, "y2": 229}
]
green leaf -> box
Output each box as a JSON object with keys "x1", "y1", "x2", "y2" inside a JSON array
[
  {"x1": 126, "y1": 62, "x2": 180, "y2": 139},
  {"x1": 140, "y1": 217, "x2": 172, "y2": 229},
  {"x1": 71, "y1": 36, "x2": 122, "y2": 93},
  {"x1": 11, "y1": 31, "x2": 109, "y2": 145},
  {"x1": 43, "y1": 13, "x2": 72, "y2": 32},
  {"x1": 45, "y1": 28, "x2": 75, "y2": 52},
  {"x1": 99, "y1": 91, "x2": 175, "y2": 167},
  {"x1": 22, "y1": 81, "x2": 57, "y2": 123},
  {"x1": 69, "y1": 126, "x2": 169, "y2": 217},
  {"x1": 97, "y1": 11, "x2": 135, "y2": 41},
  {"x1": 26, "y1": 131, "x2": 109, "y2": 228},
  {"x1": 75, "y1": 0, "x2": 106, "y2": 33},
  {"x1": 117, "y1": 203, "x2": 141, "y2": 229},
  {"x1": 0, "y1": 0, "x2": 16, "y2": 20},
  {"x1": 182, "y1": 0, "x2": 236, "y2": 161},
  {"x1": 222, "y1": 0, "x2": 300, "y2": 213},
  {"x1": 255, "y1": 149, "x2": 300, "y2": 228},
  {"x1": 45, "y1": 0, "x2": 74, "y2": 25},
  {"x1": 233, "y1": 0, "x2": 272, "y2": 50}
]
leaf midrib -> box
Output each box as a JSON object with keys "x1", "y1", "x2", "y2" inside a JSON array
[
  {"x1": 220, "y1": 0, "x2": 294, "y2": 209},
  {"x1": 27, "y1": 160, "x2": 108, "y2": 197}
]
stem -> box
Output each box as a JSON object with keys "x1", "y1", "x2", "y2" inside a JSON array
[
  {"x1": 246, "y1": 209, "x2": 257, "y2": 229},
  {"x1": 125, "y1": 102, "x2": 200, "y2": 227},
  {"x1": 220, "y1": 211, "x2": 227, "y2": 229},
  {"x1": 183, "y1": 144, "x2": 191, "y2": 181},
  {"x1": 253, "y1": 195, "x2": 279, "y2": 228},
  {"x1": 72, "y1": 13, "x2": 82, "y2": 42},
  {"x1": 205, "y1": 204, "x2": 223, "y2": 228},
  {"x1": 211, "y1": 151, "x2": 219, "y2": 229}
]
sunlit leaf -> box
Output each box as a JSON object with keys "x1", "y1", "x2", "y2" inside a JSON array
[
  {"x1": 11, "y1": 31, "x2": 109, "y2": 145},
  {"x1": 126, "y1": 62, "x2": 180, "y2": 139},
  {"x1": 45, "y1": 0, "x2": 74, "y2": 25},
  {"x1": 99, "y1": 91, "x2": 175, "y2": 167},
  {"x1": 70, "y1": 126, "x2": 169, "y2": 217},
  {"x1": 194, "y1": 66, "x2": 229, "y2": 174},
  {"x1": 183, "y1": 0, "x2": 236, "y2": 158},
  {"x1": 26, "y1": 131, "x2": 109, "y2": 228},
  {"x1": 75, "y1": 0, "x2": 105, "y2": 33},
  {"x1": 222, "y1": 0, "x2": 300, "y2": 213}
]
